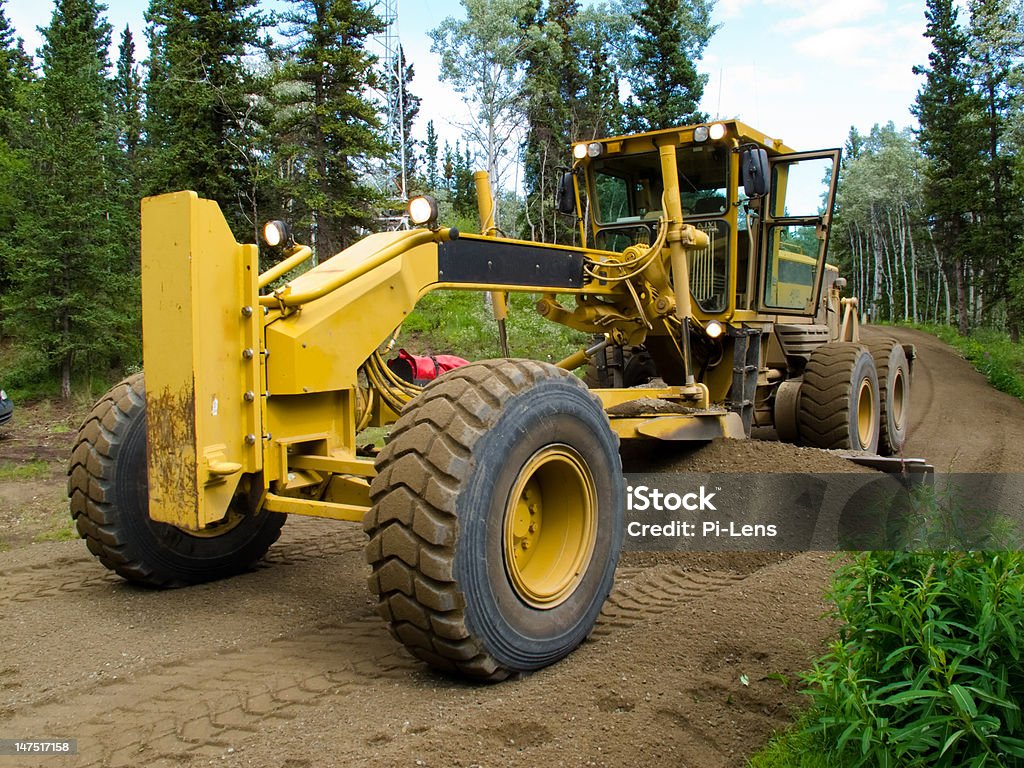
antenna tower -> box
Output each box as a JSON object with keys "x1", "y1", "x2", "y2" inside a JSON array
[{"x1": 374, "y1": 0, "x2": 408, "y2": 211}]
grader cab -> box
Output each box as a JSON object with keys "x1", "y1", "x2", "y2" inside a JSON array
[{"x1": 69, "y1": 119, "x2": 914, "y2": 680}]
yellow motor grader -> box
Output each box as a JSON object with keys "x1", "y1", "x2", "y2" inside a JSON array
[{"x1": 68, "y1": 120, "x2": 914, "y2": 680}]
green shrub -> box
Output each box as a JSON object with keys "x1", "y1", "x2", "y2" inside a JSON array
[{"x1": 804, "y1": 551, "x2": 1024, "y2": 767}]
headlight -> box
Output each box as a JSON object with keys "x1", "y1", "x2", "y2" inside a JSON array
[
  {"x1": 573, "y1": 143, "x2": 588, "y2": 160},
  {"x1": 705, "y1": 320, "x2": 724, "y2": 339},
  {"x1": 587, "y1": 142, "x2": 603, "y2": 158},
  {"x1": 408, "y1": 195, "x2": 439, "y2": 227},
  {"x1": 262, "y1": 220, "x2": 291, "y2": 248},
  {"x1": 0, "y1": 390, "x2": 6, "y2": 400},
  {"x1": 709, "y1": 123, "x2": 727, "y2": 141},
  {"x1": 693, "y1": 125, "x2": 710, "y2": 142}
]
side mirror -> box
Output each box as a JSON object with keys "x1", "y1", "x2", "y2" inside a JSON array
[
  {"x1": 741, "y1": 147, "x2": 769, "y2": 199},
  {"x1": 555, "y1": 171, "x2": 576, "y2": 215}
]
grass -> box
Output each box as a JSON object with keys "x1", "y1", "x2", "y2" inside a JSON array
[
  {"x1": 34, "y1": 515, "x2": 77, "y2": 543},
  {"x1": 907, "y1": 322, "x2": 1024, "y2": 401},
  {"x1": 748, "y1": 716, "x2": 843, "y2": 768},
  {"x1": 0, "y1": 460, "x2": 52, "y2": 481},
  {"x1": 401, "y1": 290, "x2": 588, "y2": 364}
]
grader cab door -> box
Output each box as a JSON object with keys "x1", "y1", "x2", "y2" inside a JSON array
[{"x1": 755, "y1": 149, "x2": 841, "y2": 316}]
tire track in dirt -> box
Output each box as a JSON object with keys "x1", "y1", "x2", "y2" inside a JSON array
[
  {"x1": 594, "y1": 567, "x2": 749, "y2": 637},
  {"x1": 0, "y1": 613, "x2": 419, "y2": 768}
]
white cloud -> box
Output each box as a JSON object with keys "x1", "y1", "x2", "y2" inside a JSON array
[
  {"x1": 793, "y1": 26, "x2": 875, "y2": 59},
  {"x1": 782, "y1": 0, "x2": 888, "y2": 31},
  {"x1": 717, "y1": 0, "x2": 756, "y2": 20}
]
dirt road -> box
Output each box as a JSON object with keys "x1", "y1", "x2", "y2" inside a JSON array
[{"x1": 1, "y1": 326, "x2": 1021, "y2": 768}]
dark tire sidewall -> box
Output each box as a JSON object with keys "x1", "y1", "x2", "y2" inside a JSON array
[
  {"x1": 454, "y1": 378, "x2": 624, "y2": 671},
  {"x1": 112, "y1": 395, "x2": 283, "y2": 585},
  {"x1": 875, "y1": 342, "x2": 909, "y2": 454}
]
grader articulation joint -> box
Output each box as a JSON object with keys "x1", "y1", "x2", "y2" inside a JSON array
[{"x1": 69, "y1": 119, "x2": 922, "y2": 681}]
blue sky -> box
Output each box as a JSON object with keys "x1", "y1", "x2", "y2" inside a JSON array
[{"x1": 6, "y1": 0, "x2": 937, "y2": 155}]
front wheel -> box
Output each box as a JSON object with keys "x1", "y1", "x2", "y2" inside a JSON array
[
  {"x1": 67, "y1": 373, "x2": 285, "y2": 587},
  {"x1": 365, "y1": 359, "x2": 624, "y2": 680}
]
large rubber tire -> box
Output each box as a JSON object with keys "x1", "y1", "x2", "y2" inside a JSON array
[
  {"x1": 866, "y1": 338, "x2": 910, "y2": 456},
  {"x1": 365, "y1": 359, "x2": 624, "y2": 681},
  {"x1": 583, "y1": 344, "x2": 658, "y2": 388},
  {"x1": 67, "y1": 373, "x2": 285, "y2": 587},
  {"x1": 798, "y1": 342, "x2": 881, "y2": 452}
]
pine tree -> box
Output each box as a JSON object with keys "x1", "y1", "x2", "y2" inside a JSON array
[
  {"x1": 913, "y1": 0, "x2": 986, "y2": 335},
  {"x1": 2, "y1": 0, "x2": 137, "y2": 397},
  {"x1": 269, "y1": 0, "x2": 387, "y2": 258},
  {"x1": 0, "y1": 0, "x2": 31, "y2": 140},
  {"x1": 521, "y1": 0, "x2": 575, "y2": 242},
  {"x1": 111, "y1": 25, "x2": 143, "y2": 298},
  {"x1": 142, "y1": 0, "x2": 267, "y2": 238},
  {"x1": 843, "y1": 126, "x2": 864, "y2": 168},
  {"x1": 624, "y1": 0, "x2": 716, "y2": 131},
  {"x1": 967, "y1": 0, "x2": 1023, "y2": 335},
  {"x1": 423, "y1": 119, "x2": 439, "y2": 192},
  {"x1": 114, "y1": 25, "x2": 142, "y2": 161},
  {"x1": 442, "y1": 139, "x2": 455, "y2": 192},
  {"x1": 0, "y1": 1, "x2": 34, "y2": 307},
  {"x1": 570, "y1": 4, "x2": 627, "y2": 139}
]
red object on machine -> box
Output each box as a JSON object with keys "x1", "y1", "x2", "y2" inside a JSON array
[{"x1": 387, "y1": 349, "x2": 469, "y2": 386}]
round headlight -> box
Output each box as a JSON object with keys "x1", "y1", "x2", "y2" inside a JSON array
[
  {"x1": 587, "y1": 142, "x2": 603, "y2": 158},
  {"x1": 709, "y1": 123, "x2": 727, "y2": 141},
  {"x1": 408, "y1": 195, "x2": 439, "y2": 227},
  {"x1": 693, "y1": 125, "x2": 710, "y2": 142},
  {"x1": 705, "y1": 320, "x2": 724, "y2": 339},
  {"x1": 262, "y1": 220, "x2": 291, "y2": 248},
  {"x1": 573, "y1": 143, "x2": 588, "y2": 160}
]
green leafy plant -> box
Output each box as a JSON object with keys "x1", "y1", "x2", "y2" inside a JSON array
[{"x1": 803, "y1": 551, "x2": 1024, "y2": 767}]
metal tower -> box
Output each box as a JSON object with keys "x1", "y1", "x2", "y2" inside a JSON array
[{"x1": 374, "y1": 0, "x2": 408, "y2": 209}]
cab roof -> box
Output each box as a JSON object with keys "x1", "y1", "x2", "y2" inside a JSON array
[{"x1": 572, "y1": 120, "x2": 797, "y2": 160}]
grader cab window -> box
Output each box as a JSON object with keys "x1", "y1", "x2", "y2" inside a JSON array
[
  {"x1": 770, "y1": 156, "x2": 834, "y2": 218},
  {"x1": 756, "y1": 148, "x2": 840, "y2": 316},
  {"x1": 591, "y1": 146, "x2": 729, "y2": 225},
  {"x1": 763, "y1": 225, "x2": 819, "y2": 310},
  {"x1": 590, "y1": 145, "x2": 730, "y2": 313}
]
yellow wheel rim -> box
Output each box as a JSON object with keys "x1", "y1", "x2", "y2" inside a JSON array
[
  {"x1": 856, "y1": 377, "x2": 876, "y2": 447},
  {"x1": 503, "y1": 445, "x2": 598, "y2": 609},
  {"x1": 892, "y1": 368, "x2": 906, "y2": 428}
]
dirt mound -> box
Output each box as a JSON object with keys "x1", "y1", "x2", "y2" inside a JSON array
[{"x1": 622, "y1": 436, "x2": 872, "y2": 474}]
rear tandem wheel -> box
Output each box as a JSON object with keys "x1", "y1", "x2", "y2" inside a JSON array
[
  {"x1": 364, "y1": 359, "x2": 625, "y2": 680},
  {"x1": 866, "y1": 338, "x2": 911, "y2": 455},
  {"x1": 798, "y1": 342, "x2": 881, "y2": 453}
]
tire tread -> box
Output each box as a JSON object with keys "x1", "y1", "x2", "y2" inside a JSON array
[{"x1": 365, "y1": 359, "x2": 605, "y2": 681}]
